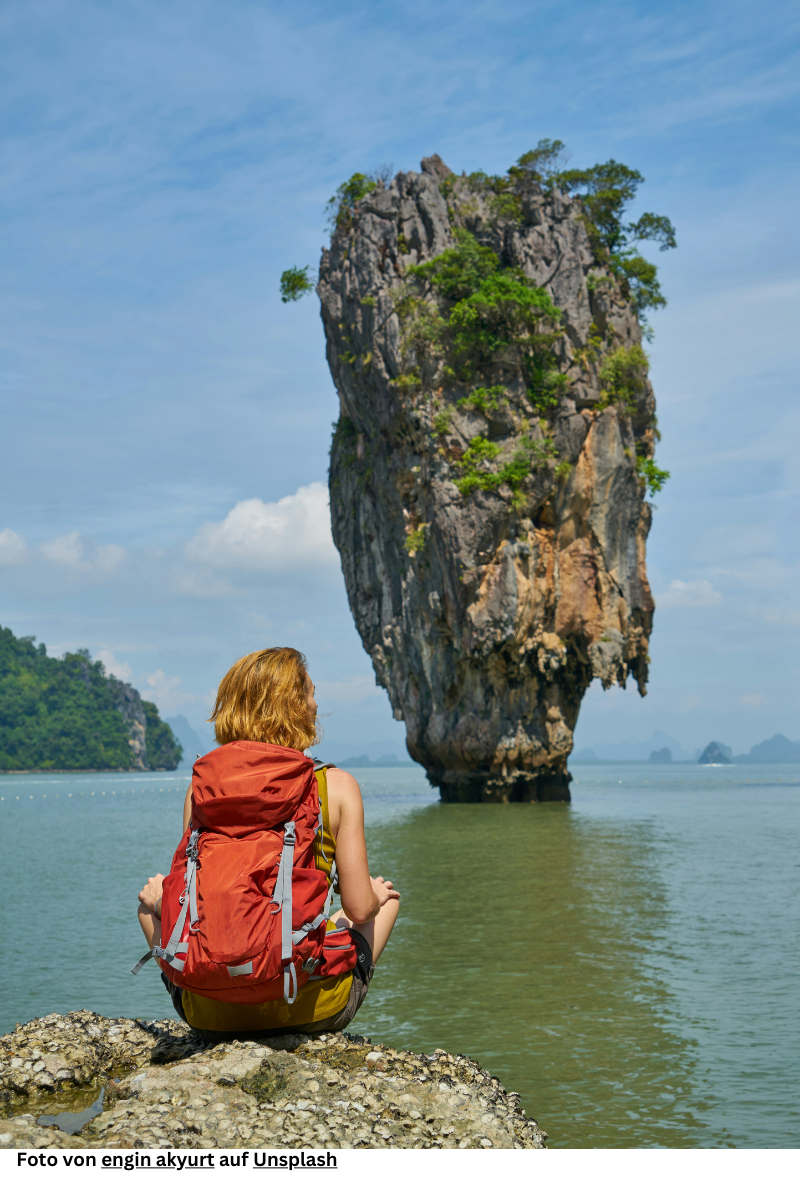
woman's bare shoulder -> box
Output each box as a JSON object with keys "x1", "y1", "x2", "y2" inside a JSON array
[
  {"x1": 323, "y1": 767, "x2": 363, "y2": 837},
  {"x1": 325, "y1": 766, "x2": 361, "y2": 796}
]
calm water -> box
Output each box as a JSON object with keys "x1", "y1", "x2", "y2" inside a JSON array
[{"x1": 1, "y1": 762, "x2": 798, "y2": 1148}]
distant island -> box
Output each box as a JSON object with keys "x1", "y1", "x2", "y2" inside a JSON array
[
  {"x1": 734, "y1": 734, "x2": 800, "y2": 764},
  {"x1": 571, "y1": 729, "x2": 800, "y2": 765},
  {"x1": 336, "y1": 753, "x2": 417, "y2": 768},
  {"x1": 0, "y1": 625, "x2": 181, "y2": 771},
  {"x1": 698, "y1": 734, "x2": 800, "y2": 765},
  {"x1": 698, "y1": 741, "x2": 732, "y2": 765},
  {"x1": 164, "y1": 714, "x2": 213, "y2": 764}
]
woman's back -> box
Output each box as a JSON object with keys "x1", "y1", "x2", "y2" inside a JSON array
[{"x1": 136, "y1": 645, "x2": 399, "y2": 1037}]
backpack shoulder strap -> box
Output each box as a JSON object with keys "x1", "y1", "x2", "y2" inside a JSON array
[{"x1": 313, "y1": 765, "x2": 337, "y2": 878}]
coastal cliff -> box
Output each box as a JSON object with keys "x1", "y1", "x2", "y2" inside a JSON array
[
  {"x1": 319, "y1": 151, "x2": 667, "y2": 802},
  {"x1": 0, "y1": 1012, "x2": 546, "y2": 1150},
  {"x1": 0, "y1": 626, "x2": 181, "y2": 771}
]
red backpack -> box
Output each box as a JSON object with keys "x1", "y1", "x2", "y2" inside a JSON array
[{"x1": 133, "y1": 741, "x2": 357, "y2": 1004}]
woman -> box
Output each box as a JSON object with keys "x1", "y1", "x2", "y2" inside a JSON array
[{"x1": 137, "y1": 646, "x2": 400, "y2": 1037}]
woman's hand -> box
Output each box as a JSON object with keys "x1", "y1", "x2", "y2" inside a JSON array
[
  {"x1": 138, "y1": 874, "x2": 165, "y2": 915},
  {"x1": 371, "y1": 876, "x2": 400, "y2": 907}
]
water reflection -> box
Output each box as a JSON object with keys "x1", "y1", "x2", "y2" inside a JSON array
[
  {"x1": 349, "y1": 802, "x2": 710, "y2": 1147},
  {"x1": 36, "y1": 1087, "x2": 106, "y2": 1134}
]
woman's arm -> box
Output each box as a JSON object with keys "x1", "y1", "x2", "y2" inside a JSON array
[
  {"x1": 137, "y1": 785, "x2": 192, "y2": 950},
  {"x1": 326, "y1": 768, "x2": 399, "y2": 923}
]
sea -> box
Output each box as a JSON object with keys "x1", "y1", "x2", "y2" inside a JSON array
[{"x1": 1, "y1": 762, "x2": 798, "y2": 1149}]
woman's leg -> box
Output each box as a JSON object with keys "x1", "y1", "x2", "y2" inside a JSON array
[{"x1": 329, "y1": 897, "x2": 400, "y2": 964}]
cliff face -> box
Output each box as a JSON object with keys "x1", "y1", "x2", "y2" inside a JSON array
[
  {"x1": 320, "y1": 156, "x2": 656, "y2": 802},
  {"x1": 107, "y1": 679, "x2": 148, "y2": 768}
]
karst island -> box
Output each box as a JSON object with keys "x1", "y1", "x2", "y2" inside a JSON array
[{"x1": 284, "y1": 141, "x2": 673, "y2": 803}]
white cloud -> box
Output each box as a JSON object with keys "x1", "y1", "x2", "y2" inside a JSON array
[
  {"x1": 141, "y1": 668, "x2": 196, "y2": 713},
  {"x1": 95, "y1": 649, "x2": 133, "y2": 682},
  {"x1": 184, "y1": 483, "x2": 338, "y2": 572},
  {"x1": 0, "y1": 528, "x2": 27, "y2": 566},
  {"x1": 40, "y1": 533, "x2": 90, "y2": 568},
  {"x1": 739, "y1": 693, "x2": 766, "y2": 707},
  {"x1": 762, "y1": 608, "x2": 800, "y2": 627},
  {"x1": 40, "y1": 531, "x2": 126, "y2": 573},
  {"x1": 657, "y1": 579, "x2": 722, "y2": 608}
]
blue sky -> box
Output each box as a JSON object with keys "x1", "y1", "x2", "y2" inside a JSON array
[{"x1": 0, "y1": 0, "x2": 798, "y2": 757}]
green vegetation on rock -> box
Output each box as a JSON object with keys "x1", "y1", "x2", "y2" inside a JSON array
[
  {"x1": 636, "y1": 456, "x2": 670, "y2": 497},
  {"x1": 489, "y1": 140, "x2": 676, "y2": 320},
  {"x1": 433, "y1": 407, "x2": 455, "y2": 435},
  {"x1": 552, "y1": 159, "x2": 676, "y2": 319},
  {"x1": 404, "y1": 526, "x2": 427, "y2": 557},
  {"x1": 436, "y1": 140, "x2": 675, "y2": 330},
  {"x1": 325, "y1": 167, "x2": 392, "y2": 232},
  {"x1": 0, "y1": 626, "x2": 181, "y2": 772},
  {"x1": 403, "y1": 229, "x2": 563, "y2": 406},
  {"x1": 455, "y1": 433, "x2": 567, "y2": 503},
  {"x1": 280, "y1": 266, "x2": 315, "y2": 303},
  {"x1": 310, "y1": 147, "x2": 672, "y2": 516},
  {"x1": 596, "y1": 347, "x2": 668, "y2": 491},
  {"x1": 508, "y1": 138, "x2": 569, "y2": 184},
  {"x1": 458, "y1": 385, "x2": 507, "y2": 414},
  {"x1": 598, "y1": 345, "x2": 649, "y2": 410},
  {"x1": 283, "y1": 139, "x2": 675, "y2": 334},
  {"x1": 327, "y1": 172, "x2": 377, "y2": 230}
]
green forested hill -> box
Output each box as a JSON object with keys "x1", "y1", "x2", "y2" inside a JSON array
[{"x1": 0, "y1": 626, "x2": 182, "y2": 771}]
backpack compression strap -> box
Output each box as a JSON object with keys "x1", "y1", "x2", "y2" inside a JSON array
[
  {"x1": 270, "y1": 820, "x2": 300, "y2": 1003},
  {"x1": 290, "y1": 859, "x2": 338, "y2": 951},
  {"x1": 270, "y1": 815, "x2": 340, "y2": 1003}
]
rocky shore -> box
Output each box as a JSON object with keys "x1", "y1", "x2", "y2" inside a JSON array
[{"x1": 0, "y1": 1012, "x2": 546, "y2": 1150}]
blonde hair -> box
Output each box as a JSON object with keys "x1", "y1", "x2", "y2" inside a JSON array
[{"x1": 210, "y1": 647, "x2": 319, "y2": 750}]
